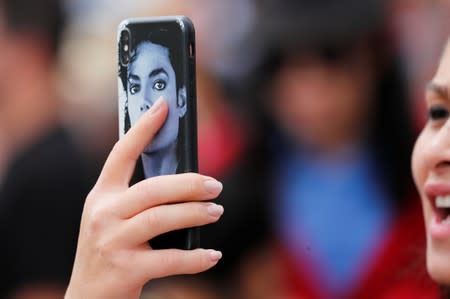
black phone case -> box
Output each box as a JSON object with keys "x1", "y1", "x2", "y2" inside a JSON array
[{"x1": 117, "y1": 16, "x2": 199, "y2": 249}]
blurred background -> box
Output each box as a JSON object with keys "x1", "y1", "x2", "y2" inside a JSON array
[{"x1": 0, "y1": 0, "x2": 449, "y2": 298}]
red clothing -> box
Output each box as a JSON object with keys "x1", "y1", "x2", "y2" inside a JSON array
[
  {"x1": 198, "y1": 109, "x2": 247, "y2": 177},
  {"x1": 278, "y1": 196, "x2": 438, "y2": 299}
]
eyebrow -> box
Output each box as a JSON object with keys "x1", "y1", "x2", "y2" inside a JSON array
[
  {"x1": 128, "y1": 68, "x2": 169, "y2": 82},
  {"x1": 426, "y1": 82, "x2": 449, "y2": 101},
  {"x1": 149, "y1": 68, "x2": 168, "y2": 78},
  {"x1": 129, "y1": 74, "x2": 139, "y2": 82}
]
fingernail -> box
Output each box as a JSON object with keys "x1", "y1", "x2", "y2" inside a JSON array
[
  {"x1": 203, "y1": 179, "x2": 223, "y2": 195},
  {"x1": 207, "y1": 203, "x2": 224, "y2": 217},
  {"x1": 209, "y1": 250, "x2": 222, "y2": 262},
  {"x1": 150, "y1": 97, "x2": 165, "y2": 114}
]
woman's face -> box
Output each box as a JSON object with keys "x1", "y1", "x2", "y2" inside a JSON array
[
  {"x1": 412, "y1": 41, "x2": 450, "y2": 284},
  {"x1": 127, "y1": 41, "x2": 185, "y2": 153}
]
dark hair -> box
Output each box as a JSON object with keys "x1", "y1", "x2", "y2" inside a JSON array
[
  {"x1": 0, "y1": 0, "x2": 66, "y2": 55},
  {"x1": 130, "y1": 28, "x2": 183, "y2": 92},
  {"x1": 252, "y1": 0, "x2": 385, "y2": 58},
  {"x1": 119, "y1": 25, "x2": 184, "y2": 133}
]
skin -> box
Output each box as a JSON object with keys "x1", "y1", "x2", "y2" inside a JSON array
[
  {"x1": 0, "y1": 11, "x2": 59, "y2": 166},
  {"x1": 65, "y1": 98, "x2": 223, "y2": 299},
  {"x1": 412, "y1": 39, "x2": 450, "y2": 285},
  {"x1": 270, "y1": 43, "x2": 374, "y2": 152}
]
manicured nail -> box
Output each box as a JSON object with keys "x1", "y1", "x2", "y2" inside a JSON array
[
  {"x1": 203, "y1": 179, "x2": 223, "y2": 195},
  {"x1": 207, "y1": 203, "x2": 224, "y2": 217},
  {"x1": 209, "y1": 250, "x2": 222, "y2": 262},
  {"x1": 150, "y1": 97, "x2": 165, "y2": 114}
]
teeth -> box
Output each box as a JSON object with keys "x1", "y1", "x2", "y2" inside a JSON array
[
  {"x1": 436, "y1": 196, "x2": 450, "y2": 208},
  {"x1": 443, "y1": 216, "x2": 450, "y2": 225}
]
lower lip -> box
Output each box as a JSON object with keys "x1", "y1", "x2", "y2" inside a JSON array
[{"x1": 429, "y1": 215, "x2": 450, "y2": 239}]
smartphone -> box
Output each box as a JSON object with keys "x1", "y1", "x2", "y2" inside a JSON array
[{"x1": 117, "y1": 16, "x2": 199, "y2": 250}]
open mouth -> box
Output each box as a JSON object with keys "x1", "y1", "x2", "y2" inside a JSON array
[{"x1": 434, "y1": 195, "x2": 450, "y2": 224}]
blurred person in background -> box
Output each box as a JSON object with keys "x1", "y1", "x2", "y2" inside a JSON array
[
  {"x1": 0, "y1": 0, "x2": 95, "y2": 298},
  {"x1": 199, "y1": 0, "x2": 439, "y2": 298}
]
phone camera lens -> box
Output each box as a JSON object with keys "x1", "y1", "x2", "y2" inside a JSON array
[
  {"x1": 121, "y1": 30, "x2": 130, "y2": 43},
  {"x1": 120, "y1": 29, "x2": 131, "y2": 67}
]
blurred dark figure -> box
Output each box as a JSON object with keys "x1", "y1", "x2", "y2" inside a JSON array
[
  {"x1": 0, "y1": 0, "x2": 94, "y2": 298},
  {"x1": 202, "y1": 0, "x2": 438, "y2": 298}
]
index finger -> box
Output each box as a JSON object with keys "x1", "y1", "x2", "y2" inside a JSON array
[{"x1": 96, "y1": 97, "x2": 168, "y2": 189}]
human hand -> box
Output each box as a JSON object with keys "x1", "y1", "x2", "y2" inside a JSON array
[{"x1": 65, "y1": 98, "x2": 223, "y2": 299}]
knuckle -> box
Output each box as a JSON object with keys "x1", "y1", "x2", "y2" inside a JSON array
[
  {"x1": 182, "y1": 203, "x2": 205, "y2": 227},
  {"x1": 111, "y1": 140, "x2": 133, "y2": 162},
  {"x1": 97, "y1": 245, "x2": 128, "y2": 273},
  {"x1": 196, "y1": 203, "x2": 209, "y2": 219},
  {"x1": 160, "y1": 252, "x2": 178, "y2": 270},
  {"x1": 143, "y1": 178, "x2": 158, "y2": 198},
  {"x1": 145, "y1": 210, "x2": 162, "y2": 229},
  {"x1": 185, "y1": 250, "x2": 209, "y2": 274},
  {"x1": 186, "y1": 173, "x2": 202, "y2": 196},
  {"x1": 94, "y1": 239, "x2": 113, "y2": 261},
  {"x1": 84, "y1": 189, "x2": 98, "y2": 205},
  {"x1": 111, "y1": 140, "x2": 123, "y2": 155},
  {"x1": 112, "y1": 250, "x2": 134, "y2": 272},
  {"x1": 86, "y1": 205, "x2": 111, "y2": 234}
]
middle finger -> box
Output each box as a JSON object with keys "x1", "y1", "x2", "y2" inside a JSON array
[{"x1": 116, "y1": 173, "x2": 223, "y2": 218}]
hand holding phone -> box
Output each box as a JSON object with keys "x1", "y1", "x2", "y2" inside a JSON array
[{"x1": 65, "y1": 100, "x2": 223, "y2": 299}]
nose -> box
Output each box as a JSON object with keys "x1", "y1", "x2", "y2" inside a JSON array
[
  {"x1": 140, "y1": 103, "x2": 150, "y2": 112},
  {"x1": 140, "y1": 93, "x2": 155, "y2": 112},
  {"x1": 423, "y1": 120, "x2": 450, "y2": 172}
]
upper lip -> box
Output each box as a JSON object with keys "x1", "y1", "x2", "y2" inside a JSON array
[{"x1": 424, "y1": 181, "x2": 450, "y2": 202}]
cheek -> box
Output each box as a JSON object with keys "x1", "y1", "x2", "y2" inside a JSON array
[
  {"x1": 166, "y1": 86, "x2": 178, "y2": 107},
  {"x1": 163, "y1": 88, "x2": 179, "y2": 118},
  {"x1": 143, "y1": 86, "x2": 157, "y2": 104},
  {"x1": 166, "y1": 109, "x2": 180, "y2": 135},
  {"x1": 270, "y1": 80, "x2": 312, "y2": 129},
  {"x1": 158, "y1": 101, "x2": 180, "y2": 140},
  {"x1": 411, "y1": 132, "x2": 428, "y2": 193},
  {"x1": 128, "y1": 95, "x2": 143, "y2": 125}
]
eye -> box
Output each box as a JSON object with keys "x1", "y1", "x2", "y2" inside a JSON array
[
  {"x1": 153, "y1": 79, "x2": 166, "y2": 91},
  {"x1": 428, "y1": 106, "x2": 449, "y2": 121},
  {"x1": 130, "y1": 83, "x2": 141, "y2": 95}
]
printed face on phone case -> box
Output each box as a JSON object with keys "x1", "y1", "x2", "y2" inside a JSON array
[
  {"x1": 127, "y1": 41, "x2": 186, "y2": 154},
  {"x1": 124, "y1": 40, "x2": 187, "y2": 177}
]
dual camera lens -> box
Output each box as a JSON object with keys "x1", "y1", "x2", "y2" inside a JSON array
[{"x1": 120, "y1": 29, "x2": 131, "y2": 66}]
